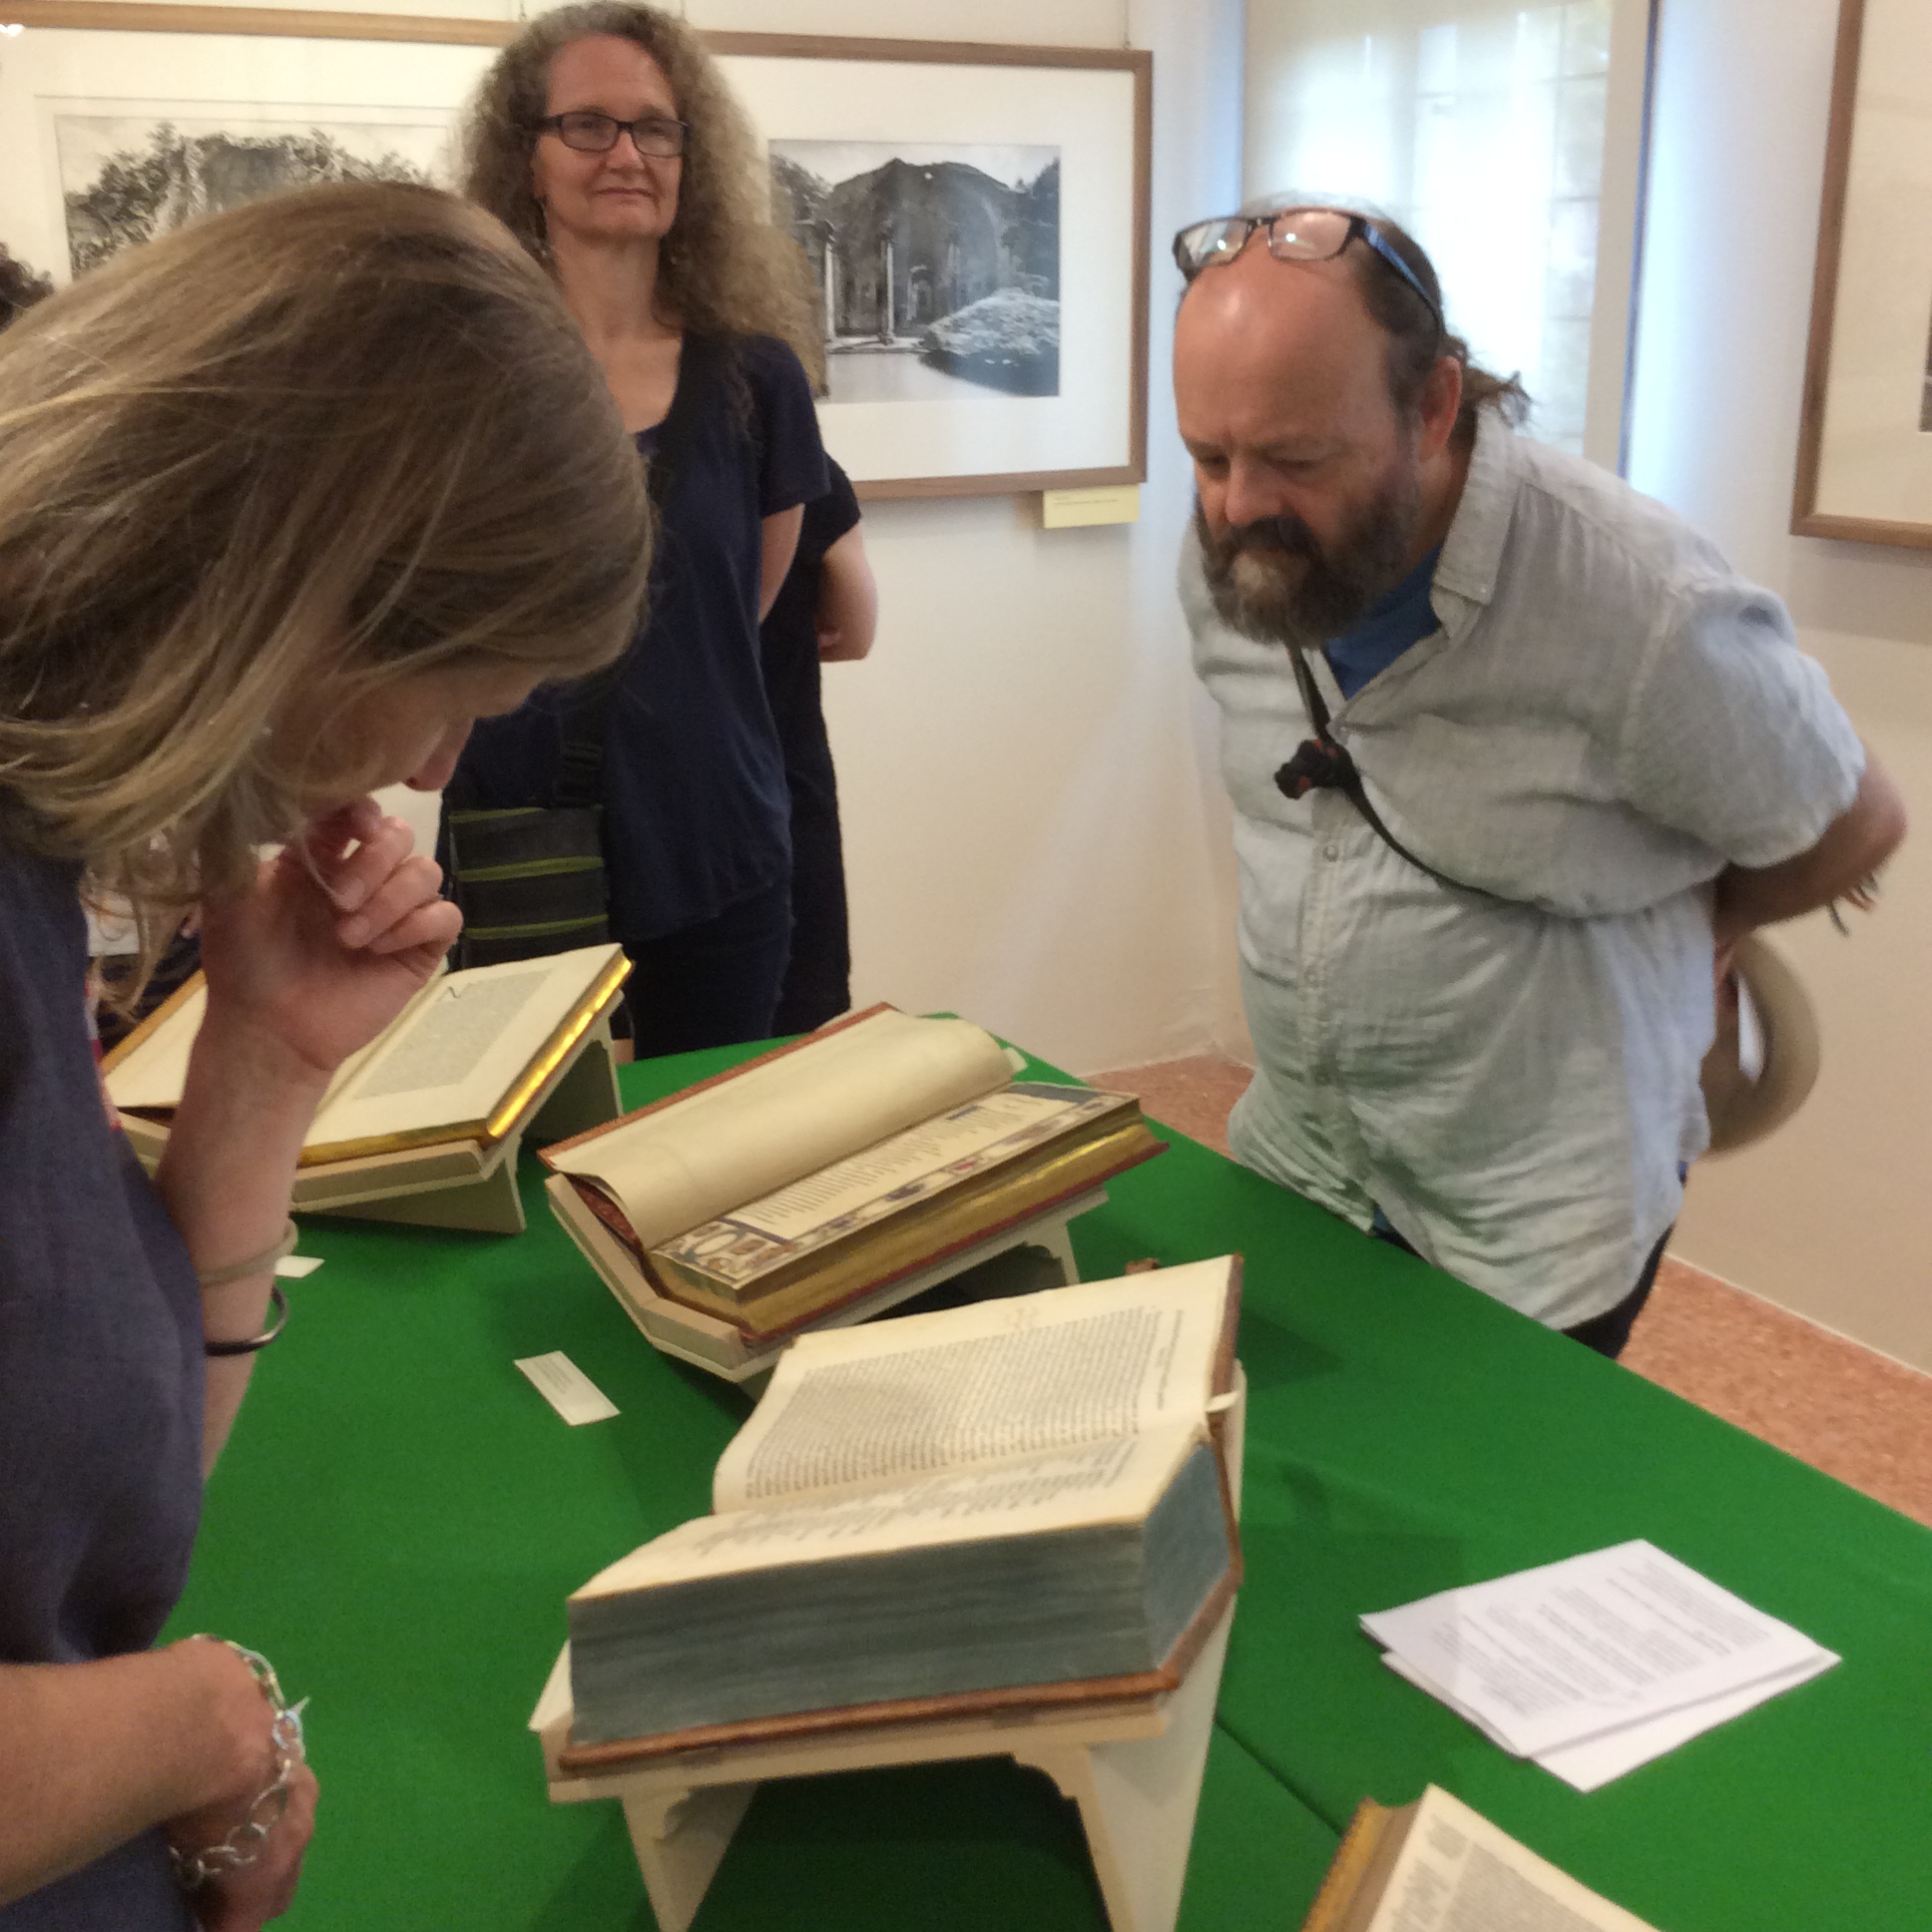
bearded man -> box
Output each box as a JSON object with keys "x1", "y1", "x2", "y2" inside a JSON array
[{"x1": 1173, "y1": 201, "x2": 1906, "y2": 1355}]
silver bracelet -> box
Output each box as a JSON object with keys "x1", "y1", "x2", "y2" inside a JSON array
[
  {"x1": 169, "y1": 1640, "x2": 308, "y2": 1892},
  {"x1": 196, "y1": 1218, "x2": 299, "y2": 1290}
]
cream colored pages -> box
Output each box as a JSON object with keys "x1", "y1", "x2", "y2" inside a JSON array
[
  {"x1": 576, "y1": 1425, "x2": 1199, "y2": 1596},
  {"x1": 1369, "y1": 1787, "x2": 1659, "y2": 1932},
  {"x1": 102, "y1": 983, "x2": 209, "y2": 1110},
  {"x1": 104, "y1": 972, "x2": 444, "y2": 1119},
  {"x1": 546, "y1": 1008, "x2": 1013, "y2": 1250},
  {"x1": 307, "y1": 944, "x2": 619, "y2": 1146},
  {"x1": 712, "y1": 1259, "x2": 1234, "y2": 1512}
]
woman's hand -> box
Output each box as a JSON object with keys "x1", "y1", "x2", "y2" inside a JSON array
[
  {"x1": 170, "y1": 1764, "x2": 317, "y2": 1932},
  {"x1": 196, "y1": 798, "x2": 461, "y2": 1083}
]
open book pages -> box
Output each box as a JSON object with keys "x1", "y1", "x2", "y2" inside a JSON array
[
  {"x1": 578, "y1": 1423, "x2": 1208, "y2": 1594},
  {"x1": 640, "y1": 1084, "x2": 1160, "y2": 1336},
  {"x1": 656, "y1": 1085, "x2": 1130, "y2": 1284},
  {"x1": 560, "y1": 1261, "x2": 1242, "y2": 1754},
  {"x1": 543, "y1": 1006, "x2": 1014, "y2": 1251},
  {"x1": 711, "y1": 1256, "x2": 1241, "y2": 1511},
  {"x1": 1304, "y1": 1785, "x2": 1660, "y2": 1932},
  {"x1": 102, "y1": 944, "x2": 628, "y2": 1164}
]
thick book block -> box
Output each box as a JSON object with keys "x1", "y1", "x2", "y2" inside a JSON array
[
  {"x1": 534, "y1": 1366, "x2": 1250, "y2": 1932},
  {"x1": 557, "y1": 1260, "x2": 1242, "y2": 1764},
  {"x1": 570, "y1": 1439, "x2": 1231, "y2": 1745}
]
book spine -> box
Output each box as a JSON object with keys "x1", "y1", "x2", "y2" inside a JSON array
[{"x1": 1299, "y1": 1798, "x2": 1394, "y2": 1932}]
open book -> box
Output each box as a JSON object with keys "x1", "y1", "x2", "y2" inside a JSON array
[
  {"x1": 560, "y1": 1257, "x2": 1242, "y2": 1767},
  {"x1": 543, "y1": 1004, "x2": 1165, "y2": 1342},
  {"x1": 103, "y1": 943, "x2": 630, "y2": 1168},
  {"x1": 1302, "y1": 1786, "x2": 1661, "y2": 1932}
]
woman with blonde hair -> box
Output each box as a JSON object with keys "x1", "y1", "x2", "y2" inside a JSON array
[
  {"x1": 0, "y1": 182, "x2": 648, "y2": 1930},
  {"x1": 448, "y1": 2, "x2": 832, "y2": 1054}
]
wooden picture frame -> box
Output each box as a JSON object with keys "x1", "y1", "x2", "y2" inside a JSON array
[
  {"x1": 1792, "y1": 0, "x2": 1932, "y2": 548},
  {"x1": 0, "y1": 7, "x2": 1150, "y2": 500}
]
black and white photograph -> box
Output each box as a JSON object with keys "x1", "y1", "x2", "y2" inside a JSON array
[
  {"x1": 769, "y1": 140, "x2": 1061, "y2": 403},
  {"x1": 55, "y1": 112, "x2": 447, "y2": 273}
]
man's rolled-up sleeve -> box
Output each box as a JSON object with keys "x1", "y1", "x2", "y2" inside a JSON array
[{"x1": 1618, "y1": 573, "x2": 1864, "y2": 869}]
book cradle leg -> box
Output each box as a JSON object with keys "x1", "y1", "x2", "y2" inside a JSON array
[
  {"x1": 1011, "y1": 1609, "x2": 1233, "y2": 1932},
  {"x1": 617, "y1": 1780, "x2": 758, "y2": 1932},
  {"x1": 1034, "y1": 1215, "x2": 1080, "y2": 1284}
]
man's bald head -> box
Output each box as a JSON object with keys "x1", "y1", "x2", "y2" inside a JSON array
[{"x1": 1173, "y1": 229, "x2": 1467, "y2": 649}]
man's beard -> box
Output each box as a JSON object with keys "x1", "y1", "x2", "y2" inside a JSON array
[{"x1": 1196, "y1": 463, "x2": 1424, "y2": 650}]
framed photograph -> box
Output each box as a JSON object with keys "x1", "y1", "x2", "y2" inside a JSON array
[
  {"x1": 0, "y1": 6, "x2": 505, "y2": 287},
  {"x1": 0, "y1": 10, "x2": 1150, "y2": 500},
  {"x1": 1792, "y1": 0, "x2": 1932, "y2": 547},
  {"x1": 724, "y1": 34, "x2": 1150, "y2": 498}
]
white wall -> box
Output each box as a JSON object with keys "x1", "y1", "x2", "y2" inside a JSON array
[
  {"x1": 372, "y1": 0, "x2": 1249, "y2": 1075},
  {"x1": 708, "y1": 0, "x2": 1248, "y2": 1074},
  {"x1": 1628, "y1": 0, "x2": 1932, "y2": 1369}
]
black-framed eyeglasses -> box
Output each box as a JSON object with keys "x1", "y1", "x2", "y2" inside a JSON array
[
  {"x1": 1173, "y1": 206, "x2": 1443, "y2": 335},
  {"x1": 536, "y1": 111, "x2": 690, "y2": 158}
]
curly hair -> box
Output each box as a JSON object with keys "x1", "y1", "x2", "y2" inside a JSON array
[
  {"x1": 0, "y1": 246, "x2": 54, "y2": 331},
  {"x1": 461, "y1": 2, "x2": 823, "y2": 384}
]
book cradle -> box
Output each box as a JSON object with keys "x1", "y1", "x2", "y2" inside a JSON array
[
  {"x1": 548, "y1": 1178, "x2": 1107, "y2": 1383},
  {"x1": 531, "y1": 1373, "x2": 1247, "y2": 1932},
  {"x1": 120, "y1": 1005, "x2": 625, "y2": 1236}
]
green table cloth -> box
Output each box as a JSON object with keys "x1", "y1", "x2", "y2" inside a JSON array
[{"x1": 167, "y1": 1038, "x2": 1932, "y2": 1932}]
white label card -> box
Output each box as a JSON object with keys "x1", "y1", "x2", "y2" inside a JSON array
[
  {"x1": 275, "y1": 1254, "x2": 324, "y2": 1279},
  {"x1": 515, "y1": 1352, "x2": 619, "y2": 1426}
]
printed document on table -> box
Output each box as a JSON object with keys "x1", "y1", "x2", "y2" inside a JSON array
[
  {"x1": 1361, "y1": 1541, "x2": 1835, "y2": 1759},
  {"x1": 1383, "y1": 1648, "x2": 1838, "y2": 1790}
]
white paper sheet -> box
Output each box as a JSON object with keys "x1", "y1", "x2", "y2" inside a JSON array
[
  {"x1": 515, "y1": 1352, "x2": 619, "y2": 1427},
  {"x1": 1362, "y1": 1541, "x2": 1834, "y2": 1760},
  {"x1": 1382, "y1": 1647, "x2": 1838, "y2": 1790}
]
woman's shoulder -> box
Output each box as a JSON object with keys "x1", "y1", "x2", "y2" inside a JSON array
[{"x1": 704, "y1": 330, "x2": 808, "y2": 393}]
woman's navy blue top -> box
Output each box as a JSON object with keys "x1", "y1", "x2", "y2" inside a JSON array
[
  {"x1": 0, "y1": 844, "x2": 202, "y2": 1931},
  {"x1": 452, "y1": 332, "x2": 828, "y2": 948}
]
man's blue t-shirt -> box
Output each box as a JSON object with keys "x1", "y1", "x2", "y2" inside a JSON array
[
  {"x1": 452, "y1": 332, "x2": 828, "y2": 947},
  {"x1": 1322, "y1": 546, "x2": 1442, "y2": 700}
]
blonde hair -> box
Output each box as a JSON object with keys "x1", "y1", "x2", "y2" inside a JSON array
[
  {"x1": 461, "y1": 2, "x2": 824, "y2": 385},
  {"x1": 0, "y1": 181, "x2": 650, "y2": 977}
]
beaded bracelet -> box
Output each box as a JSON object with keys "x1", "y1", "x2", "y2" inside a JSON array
[{"x1": 169, "y1": 1640, "x2": 308, "y2": 1892}]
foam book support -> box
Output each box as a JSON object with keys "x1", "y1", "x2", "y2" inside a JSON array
[
  {"x1": 103, "y1": 944, "x2": 630, "y2": 1233},
  {"x1": 543, "y1": 1004, "x2": 1166, "y2": 1373},
  {"x1": 533, "y1": 1260, "x2": 1248, "y2": 1932}
]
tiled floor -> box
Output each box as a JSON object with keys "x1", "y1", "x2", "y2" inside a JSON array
[{"x1": 1089, "y1": 1054, "x2": 1932, "y2": 1528}]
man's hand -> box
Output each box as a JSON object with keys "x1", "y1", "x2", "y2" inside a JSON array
[
  {"x1": 195, "y1": 798, "x2": 461, "y2": 1083},
  {"x1": 1712, "y1": 753, "x2": 1907, "y2": 952}
]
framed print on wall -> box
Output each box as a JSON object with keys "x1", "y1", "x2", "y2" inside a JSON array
[
  {"x1": 0, "y1": 9, "x2": 1151, "y2": 500},
  {"x1": 1792, "y1": 0, "x2": 1932, "y2": 548},
  {"x1": 727, "y1": 35, "x2": 1151, "y2": 499}
]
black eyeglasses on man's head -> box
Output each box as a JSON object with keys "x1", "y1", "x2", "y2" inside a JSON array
[{"x1": 1173, "y1": 206, "x2": 1444, "y2": 337}]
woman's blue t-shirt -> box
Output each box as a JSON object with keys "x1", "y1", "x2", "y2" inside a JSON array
[
  {"x1": 0, "y1": 847, "x2": 203, "y2": 1930},
  {"x1": 452, "y1": 332, "x2": 828, "y2": 945}
]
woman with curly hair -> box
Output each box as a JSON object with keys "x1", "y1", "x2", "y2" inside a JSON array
[{"x1": 449, "y1": 2, "x2": 831, "y2": 1054}]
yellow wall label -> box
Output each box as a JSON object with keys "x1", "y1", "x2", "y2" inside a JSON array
[{"x1": 1041, "y1": 484, "x2": 1142, "y2": 528}]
